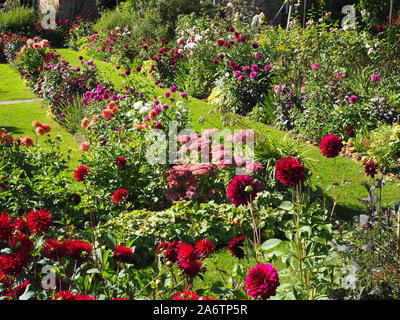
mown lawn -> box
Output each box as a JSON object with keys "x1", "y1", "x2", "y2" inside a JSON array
[
  {"x1": 0, "y1": 64, "x2": 82, "y2": 169},
  {"x1": 0, "y1": 64, "x2": 37, "y2": 101}
]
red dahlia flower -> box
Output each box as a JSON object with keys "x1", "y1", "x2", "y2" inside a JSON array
[
  {"x1": 14, "y1": 217, "x2": 28, "y2": 235},
  {"x1": 194, "y1": 239, "x2": 215, "y2": 260},
  {"x1": 3, "y1": 279, "x2": 30, "y2": 300},
  {"x1": 228, "y1": 236, "x2": 245, "y2": 259},
  {"x1": 73, "y1": 165, "x2": 90, "y2": 182},
  {"x1": 112, "y1": 188, "x2": 129, "y2": 204},
  {"x1": 53, "y1": 291, "x2": 95, "y2": 300},
  {"x1": 164, "y1": 240, "x2": 181, "y2": 263},
  {"x1": 43, "y1": 238, "x2": 68, "y2": 261},
  {"x1": 113, "y1": 245, "x2": 134, "y2": 263},
  {"x1": 0, "y1": 212, "x2": 14, "y2": 241},
  {"x1": 0, "y1": 252, "x2": 30, "y2": 276},
  {"x1": 156, "y1": 241, "x2": 169, "y2": 256},
  {"x1": 22, "y1": 136, "x2": 33, "y2": 148},
  {"x1": 177, "y1": 243, "x2": 202, "y2": 277},
  {"x1": 26, "y1": 208, "x2": 53, "y2": 234},
  {"x1": 227, "y1": 175, "x2": 264, "y2": 207},
  {"x1": 364, "y1": 161, "x2": 379, "y2": 179},
  {"x1": 244, "y1": 264, "x2": 280, "y2": 300},
  {"x1": 275, "y1": 157, "x2": 305, "y2": 187},
  {"x1": 115, "y1": 156, "x2": 127, "y2": 168},
  {"x1": 65, "y1": 239, "x2": 92, "y2": 261},
  {"x1": 172, "y1": 288, "x2": 201, "y2": 300},
  {"x1": 320, "y1": 134, "x2": 343, "y2": 158},
  {"x1": 10, "y1": 234, "x2": 33, "y2": 255}
]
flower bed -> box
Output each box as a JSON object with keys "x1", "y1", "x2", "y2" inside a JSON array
[{"x1": 1, "y1": 1, "x2": 400, "y2": 301}]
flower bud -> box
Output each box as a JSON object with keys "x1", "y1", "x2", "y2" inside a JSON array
[{"x1": 165, "y1": 260, "x2": 173, "y2": 267}]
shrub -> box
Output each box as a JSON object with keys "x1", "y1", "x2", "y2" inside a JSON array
[
  {"x1": 93, "y1": 9, "x2": 134, "y2": 32},
  {"x1": 0, "y1": 4, "x2": 35, "y2": 35}
]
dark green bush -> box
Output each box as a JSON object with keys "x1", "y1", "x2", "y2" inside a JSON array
[
  {"x1": 120, "y1": 0, "x2": 201, "y2": 41},
  {"x1": 93, "y1": 8, "x2": 134, "y2": 32},
  {"x1": 0, "y1": 3, "x2": 36, "y2": 35}
]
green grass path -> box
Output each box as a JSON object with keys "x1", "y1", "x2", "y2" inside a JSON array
[
  {"x1": 0, "y1": 64, "x2": 81, "y2": 169},
  {"x1": 0, "y1": 64, "x2": 37, "y2": 102}
]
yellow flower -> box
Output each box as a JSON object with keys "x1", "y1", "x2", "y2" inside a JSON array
[
  {"x1": 142, "y1": 60, "x2": 154, "y2": 73},
  {"x1": 276, "y1": 45, "x2": 285, "y2": 52},
  {"x1": 207, "y1": 87, "x2": 222, "y2": 106}
]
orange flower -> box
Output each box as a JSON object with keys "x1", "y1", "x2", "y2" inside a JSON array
[
  {"x1": 41, "y1": 124, "x2": 51, "y2": 133},
  {"x1": 143, "y1": 122, "x2": 149, "y2": 129},
  {"x1": 102, "y1": 109, "x2": 112, "y2": 119},
  {"x1": 80, "y1": 141, "x2": 90, "y2": 151},
  {"x1": 148, "y1": 109, "x2": 157, "y2": 120},
  {"x1": 108, "y1": 101, "x2": 117, "y2": 109},
  {"x1": 81, "y1": 118, "x2": 89, "y2": 128},
  {"x1": 35, "y1": 127, "x2": 44, "y2": 136},
  {"x1": 110, "y1": 107, "x2": 119, "y2": 114},
  {"x1": 32, "y1": 121, "x2": 42, "y2": 128},
  {"x1": 91, "y1": 115, "x2": 97, "y2": 125},
  {"x1": 22, "y1": 136, "x2": 33, "y2": 148},
  {"x1": 0, "y1": 132, "x2": 13, "y2": 145},
  {"x1": 86, "y1": 125, "x2": 92, "y2": 132}
]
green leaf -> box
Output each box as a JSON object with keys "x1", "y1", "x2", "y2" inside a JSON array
[
  {"x1": 341, "y1": 180, "x2": 352, "y2": 187},
  {"x1": 86, "y1": 268, "x2": 101, "y2": 274},
  {"x1": 299, "y1": 226, "x2": 312, "y2": 237},
  {"x1": 18, "y1": 284, "x2": 34, "y2": 300},
  {"x1": 279, "y1": 201, "x2": 293, "y2": 211},
  {"x1": 261, "y1": 238, "x2": 282, "y2": 251},
  {"x1": 0, "y1": 248, "x2": 13, "y2": 255}
]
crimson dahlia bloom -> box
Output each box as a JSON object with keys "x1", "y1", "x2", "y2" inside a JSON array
[
  {"x1": 172, "y1": 288, "x2": 201, "y2": 300},
  {"x1": 156, "y1": 241, "x2": 170, "y2": 256},
  {"x1": 115, "y1": 156, "x2": 127, "y2": 168},
  {"x1": 43, "y1": 238, "x2": 68, "y2": 261},
  {"x1": 113, "y1": 245, "x2": 134, "y2": 263},
  {"x1": 65, "y1": 239, "x2": 92, "y2": 261},
  {"x1": 365, "y1": 161, "x2": 379, "y2": 178},
  {"x1": 53, "y1": 291, "x2": 95, "y2": 300},
  {"x1": 3, "y1": 279, "x2": 30, "y2": 299},
  {"x1": 112, "y1": 189, "x2": 129, "y2": 204},
  {"x1": 227, "y1": 175, "x2": 263, "y2": 207},
  {"x1": 26, "y1": 208, "x2": 53, "y2": 234},
  {"x1": 0, "y1": 251, "x2": 31, "y2": 276},
  {"x1": 228, "y1": 236, "x2": 245, "y2": 259},
  {"x1": 0, "y1": 212, "x2": 14, "y2": 241},
  {"x1": 320, "y1": 134, "x2": 343, "y2": 158},
  {"x1": 194, "y1": 239, "x2": 215, "y2": 260},
  {"x1": 11, "y1": 234, "x2": 34, "y2": 255},
  {"x1": 164, "y1": 240, "x2": 181, "y2": 263},
  {"x1": 275, "y1": 157, "x2": 305, "y2": 187},
  {"x1": 244, "y1": 264, "x2": 280, "y2": 300},
  {"x1": 73, "y1": 165, "x2": 90, "y2": 182},
  {"x1": 177, "y1": 243, "x2": 202, "y2": 277}
]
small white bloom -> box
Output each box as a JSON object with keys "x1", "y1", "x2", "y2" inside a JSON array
[{"x1": 133, "y1": 101, "x2": 143, "y2": 110}]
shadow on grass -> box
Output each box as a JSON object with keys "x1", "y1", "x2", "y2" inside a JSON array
[{"x1": 2, "y1": 126, "x2": 24, "y2": 134}]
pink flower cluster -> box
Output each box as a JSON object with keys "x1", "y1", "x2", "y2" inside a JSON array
[
  {"x1": 166, "y1": 163, "x2": 216, "y2": 201},
  {"x1": 176, "y1": 129, "x2": 263, "y2": 174}
]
